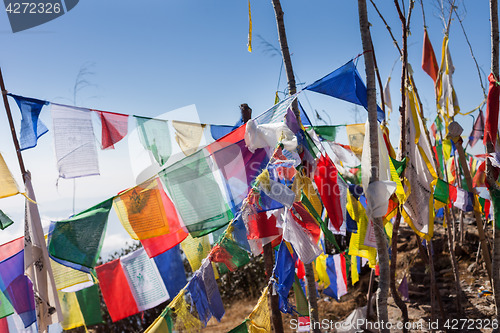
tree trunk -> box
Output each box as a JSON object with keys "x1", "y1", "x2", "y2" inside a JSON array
[
  {"x1": 271, "y1": 0, "x2": 299, "y2": 119},
  {"x1": 271, "y1": 1, "x2": 319, "y2": 331},
  {"x1": 357, "y1": 0, "x2": 390, "y2": 331},
  {"x1": 489, "y1": 0, "x2": 500, "y2": 325}
]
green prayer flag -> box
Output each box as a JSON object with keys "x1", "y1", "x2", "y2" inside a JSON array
[
  {"x1": 435, "y1": 143, "x2": 444, "y2": 176},
  {"x1": 390, "y1": 156, "x2": 406, "y2": 176},
  {"x1": 160, "y1": 149, "x2": 233, "y2": 237},
  {"x1": 304, "y1": 131, "x2": 320, "y2": 156},
  {"x1": 312, "y1": 126, "x2": 338, "y2": 141},
  {"x1": 0, "y1": 210, "x2": 14, "y2": 230},
  {"x1": 214, "y1": 237, "x2": 250, "y2": 273},
  {"x1": 0, "y1": 289, "x2": 14, "y2": 318},
  {"x1": 491, "y1": 189, "x2": 500, "y2": 229},
  {"x1": 434, "y1": 179, "x2": 450, "y2": 204},
  {"x1": 434, "y1": 115, "x2": 443, "y2": 131},
  {"x1": 228, "y1": 319, "x2": 249, "y2": 333},
  {"x1": 75, "y1": 284, "x2": 104, "y2": 326},
  {"x1": 293, "y1": 275, "x2": 309, "y2": 316},
  {"x1": 136, "y1": 116, "x2": 172, "y2": 166},
  {"x1": 48, "y1": 198, "x2": 113, "y2": 271}
]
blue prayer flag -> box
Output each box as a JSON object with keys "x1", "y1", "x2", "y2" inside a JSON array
[
  {"x1": 153, "y1": 245, "x2": 187, "y2": 298},
  {"x1": 9, "y1": 94, "x2": 49, "y2": 150}
]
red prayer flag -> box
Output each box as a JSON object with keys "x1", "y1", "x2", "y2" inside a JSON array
[
  {"x1": 448, "y1": 184, "x2": 457, "y2": 203},
  {"x1": 422, "y1": 29, "x2": 439, "y2": 83},
  {"x1": 140, "y1": 186, "x2": 189, "y2": 257},
  {"x1": 291, "y1": 202, "x2": 321, "y2": 244},
  {"x1": 0, "y1": 317, "x2": 8, "y2": 333},
  {"x1": 95, "y1": 110, "x2": 129, "y2": 149},
  {"x1": 246, "y1": 212, "x2": 280, "y2": 240},
  {"x1": 313, "y1": 154, "x2": 343, "y2": 231},
  {"x1": 484, "y1": 73, "x2": 499, "y2": 147},
  {"x1": 473, "y1": 161, "x2": 486, "y2": 188},
  {"x1": 95, "y1": 259, "x2": 139, "y2": 322},
  {"x1": 485, "y1": 199, "x2": 491, "y2": 218}
]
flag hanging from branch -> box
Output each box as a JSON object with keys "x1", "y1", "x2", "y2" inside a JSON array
[
  {"x1": 0, "y1": 153, "x2": 20, "y2": 200},
  {"x1": 436, "y1": 35, "x2": 460, "y2": 121},
  {"x1": 8, "y1": 94, "x2": 49, "y2": 150},
  {"x1": 469, "y1": 109, "x2": 485, "y2": 148},
  {"x1": 421, "y1": 29, "x2": 439, "y2": 83},
  {"x1": 484, "y1": 73, "x2": 499, "y2": 147}
]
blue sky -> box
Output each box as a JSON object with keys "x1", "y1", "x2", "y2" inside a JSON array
[{"x1": 0, "y1": 0, "x2": 493, "y2": 256}]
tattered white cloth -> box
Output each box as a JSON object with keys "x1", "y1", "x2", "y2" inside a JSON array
[{"x1": 244, "y1": 119, "x2": 297, "y2": 153}]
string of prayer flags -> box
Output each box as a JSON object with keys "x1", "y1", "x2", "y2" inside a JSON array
[
  {"x1": 0, "y1": 250, "x2": 36, "y2": 328},
  {"x1": 48, "y1": 198, "x2": 113, "y2": 273},
  {"x1": 8, "y1": 94, "x2": 49, "y2": 150},
  {"x1": 153, "y1": 245, "x2": 188, "y2": 298},
  {"x1": 94, "y1": 110, "x2": 129, "y2": 149},
  {"x1": 172, "y1": 120, "x2": 206, "y2": 157},
  {"x1": 51, "y1": 103, "x2": 100, "y2": 179},
  {"x1": 0, "y1": 210, "x2": 14, "y2": 230},
  {"x1": 113, "y1": 178, "x2": 188, "y2": 244},
  {"x1": 484, "y1": 73, "x2": 500, "y2": 147},
  {"x1": 421, "y1": 29, "x2": 439, "y2": 83},
  {"x1": 0, "y1": 153, "x2": 20, "y2": 199},
  {"x1": 314, "y1": 154, "x2": 343, "y2": 231},
  {"x1": 160, "y1": 149, "x2": 233, "y2": 237},
  {"x1": 95, "y1": 248, "x2": 169, "y2": 322},
  {"x1": 135, "y1": 116, "x2": 172, "y2": 167},
  {"x1": 304, "y1": 60, "x2": 385, "y2": 122},
  {"x1": 273, "y1": 242, "x2": 296, "y2": 314}
]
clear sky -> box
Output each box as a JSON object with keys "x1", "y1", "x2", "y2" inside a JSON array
[{"x1": 0, "y1": 0, "x2": 493, "y2": 258}]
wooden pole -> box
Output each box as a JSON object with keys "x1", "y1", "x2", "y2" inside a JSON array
[{"x1": 448, "y1": 121, "x2": 493, "y2": 283}]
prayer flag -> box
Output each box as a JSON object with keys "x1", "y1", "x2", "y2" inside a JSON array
[
  {"x1": 345, "y1": 123, "x2": 365, "y2": 158},
  {"x1": 153, "y1": 245, "x2": 187, "y2": 298},
  {"x1": 282, "y1": 208, "x2": 321, "y2": 265},
  {"x1": 48, "y1": 198, "x2": 113, "y2": 272},
  {"x1": 210, "y1": 236, "x2": 250, "y2": 272},
  {"x1": 186, "y1": 273, "x2": 211, "y2": 326},
  {"x1": 9, "y1": 94, "x2": 48, "y2": 150},
  {"x1": 0, "y1": 153, "x2": 20, "y2": 199},
  {"x1": 50, "y1": 258, "x2": 93, "y2": 292},
  {"x1": 314, "y1": 154, "x2": 343, "y2": 231},
  {"x1": 0, "y1": 251, "x2": 36, "y2": 328},
  {"x1": 58, "y1": 291, "x2": 84, "y2": 330},
  {"x1": 24, "y1": 175, "x2": 62, "y2": 331},
  {"x1": 160, "y1": 149, "x2": 233, "y2": 237},
  {"x1": 135, "y1": 116, "x2": 172, "y2": 167},
  {"x1": 323, "y1": 254, "x2": 347, "y2": 301},
  {"x1": 436, "y1": 36, "x2": 460, "y2": 120},
  {"x1": 96, "y1": 248, "x2": 169, "y2": 322},
  {"x1": 51, "y1": 103, "x2": 100, "y2": 179},
  {"x1": 144, "y1": 307, "x2": 173, "y2": 333},
  {"x1": 484, "y1": 73, "x2": 499, "y2": 147},
  {"x1": 421, "y1": 29, "x2": 439, "y2": 83},
  {"x1": 58, "y1": 284, "x2": 104, "y2": 330},
  {"x1": 469, "y1": 109, "x2": 485, "y2": 148},
  {"x1": 94, "y1": 110, "x2": 129, "y2": 149},
  {"x1": 312, "y1": 126, "x2": 338, "y2": 141},
  {"x1": 200, "y1": 259, "x2": 225, "y2": 321},
  {"x1": 114, "y1": 178, "x2": 188, "y2": 244},
  {"x1": 402, "y1": 86, "x2": 437, "y2": 240},
  {"x1": 0, "y1": 210, "x2": 13, "y2": 230},
  {"x1": 210, "y1": 125, "x2": 233, "y2": 141},
  {"x1": 247, "y1": 287, "x2": 271, "y2": 333},
  {"x1": 273, "y1": 242, "x2": 296, "y2": 314},
  {"x1": 172, "y1": 120, "x2": 206, "y2": 156},
  {"x1": 398, "y1": 275, "x2": 409, "y2": 302},
  {"x1": 384, "y1": 76, "x2": 393, "y2": 118},
  {"x1": 305, "y1": 60, "x2": 385, "y2": 122}
]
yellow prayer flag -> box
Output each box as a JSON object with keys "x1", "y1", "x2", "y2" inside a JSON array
[
  {"x1": 51, "y1": 258, "x2": 93, "y2": 291},
  {"x1": 351, "y1": 255, "x2": 359, "y2": 285},
  {"x1": 58, "y1": 291, "x2": 85, "y2": 330},
  {"x1": 172, "y1": 121, "x2": 206, "y2": 157},
  {"x1": 180, "y1": 234, "x2": 219, "y2": 279},
  {"x1": 315, "y1": 254, "x2": 330, "y2": 289},
  {"x1": 113, "y1": 178, "x2": 170, "y2": 240},
  {"x1": 0, "y1": 153, "x2": 19, "y2": 199},
  {"x1": 247, "y1": 286, "x2": 271, "y2": 333},
  {"x1": 345, "y1": 124, "x2": 365, "y2": 158}
]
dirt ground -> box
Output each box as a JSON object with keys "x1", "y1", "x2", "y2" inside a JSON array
[{"x1": 206, "y1": 213, "x2": 497, "y2": 332}]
